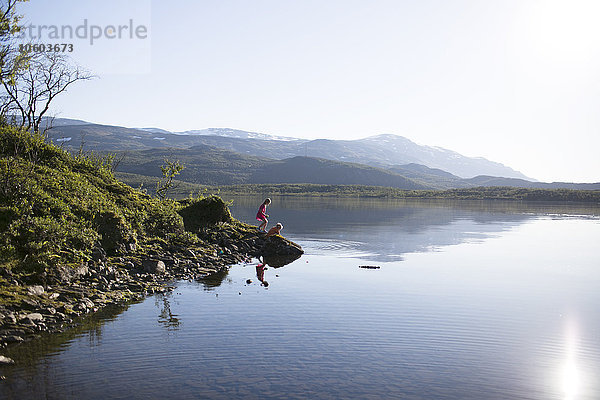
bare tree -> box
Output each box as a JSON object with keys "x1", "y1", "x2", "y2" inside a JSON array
[
  {"x1": 1, "y1": 51, "x2": 92, "y2": 133},
  {"x1": 1, "y1": 1, "x2": 93, "y2": 133}
]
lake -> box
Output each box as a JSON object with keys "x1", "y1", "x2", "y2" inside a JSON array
[{"x1": 1, "y1": 197, "x2": 599, "y2": 399}]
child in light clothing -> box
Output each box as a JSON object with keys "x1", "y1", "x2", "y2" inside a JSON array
[{"x1": 266, "y1": 223, "x2": 283, "y2": 237}]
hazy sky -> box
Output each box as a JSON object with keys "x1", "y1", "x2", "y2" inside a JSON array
[{"x1": 17, "y1": 0, "x2": 600, "y2": 182}]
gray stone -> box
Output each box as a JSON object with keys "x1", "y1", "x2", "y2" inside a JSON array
[
  {"x1": 91, "y1": 247, "x2": 107, "y2": 262},
  {"x1": 0, "y1": 355, "x2": 15, "y2": 365},
  {"x1": 21, "y1": 298, "x2": 39, "y2": 309},
  {"x1": 5, "y1": 313, "x2": 17, "y2": 324},
  {"x1": 25, "y1": 313, "x2": 44, "y2": 322},
  {"x1": 143, "y1": 260, "x2": 166, "y2": 274},
  {"x1": 81, "y1": 298, "x2": 95, "y2": 309},
  {"x1": 184, "y1": 249, "x2": 196, "y2": 258},
  {"x1": 27, "y1": 285, "x2": 45, "y2": 296},
  {"x1": 261, "y1": 236, "x2": 304, "y2": 257}
]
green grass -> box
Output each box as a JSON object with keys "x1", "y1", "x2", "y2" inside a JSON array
[{"x1": 0, "y1": 126, "x2": 215, "y2": 285}]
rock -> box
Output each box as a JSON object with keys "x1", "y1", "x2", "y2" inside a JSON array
[
  {"x1": 142, "y1": 260, "x2": 166, "y2": 274},
  {"x1": 81, "y1": 298, "x2": 95, "y2": 309},
  {"x1": 4, "y1": 313, "x2": 17, "y2": 324},
  {"x1": 27, "y1": 285, "x2": 45, "y2": 296},
  {"x1": 21, "y1": 298, "x2": 39, "y2": 309},
  {"x1": 184, "y1": 249, "x2": 196, "y2": 258},
  {"x1": 25, "y1": 313, "x2": 44, "y2": 323},
  {"x1": 91, "y1": 247, "x2": 107, "y2": 262},
  {"x1": 51, "y1": 263, "x2": 89, "y2": 283},
  {"x1": 260, "y1": 236, "x2": 304, "y2": 258},
  {"x1": 4, "y1": 335, "x2": 23, "y2": 343},
  {"x1": 94, "y1": 211, "x2": 135, "y2": 255},
  {"x1": 262, "y1": 254, "x2": 301, "y2": 268},
  {"x1": 177, "y1": 196, "x2": 233, "y2": 230},
  {"x1": 0, "y1": 355, "x2": 15, "y2": 365}
]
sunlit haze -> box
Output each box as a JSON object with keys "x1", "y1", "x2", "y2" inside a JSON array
[{"x1": 18, "y1": 0, "x2": 600, "y2": 182}]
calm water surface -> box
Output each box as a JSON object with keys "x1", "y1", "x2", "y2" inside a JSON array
[{"x1": 1, "y1": 198, "x2": 599, "y2": 399}]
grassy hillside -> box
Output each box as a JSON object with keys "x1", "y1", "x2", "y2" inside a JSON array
[
  {"x1": 0, "y1": 126, "x2": 187, "y2": 284},
  {"x1": 115, "y1": 145, "x2": 271, "y2": 185}
]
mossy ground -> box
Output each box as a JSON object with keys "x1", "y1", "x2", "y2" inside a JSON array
[{"x1": 0, "y1": 126, "x2": 217, "y2": 297}]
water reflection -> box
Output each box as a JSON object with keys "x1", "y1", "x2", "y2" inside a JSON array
[
  {"x1": 155, "y1": 293, "x2": 181, "y2": 331},
  {"x1": 227, "y1": 197, "x2": 586, "y2": 262},
  {"x1": 195, "y1": 254, "x2": 301, "y2": 290},
  {"x1": 562, "y1": 320, "x2": 580, "y2": 400},
  {"x1": 255, "y1": 264, "x2": 269, "y2": 287},
  {"x1": 1, "y1": 199, "x2": 598, "y2": 400},
  {"x1": 261, "y1": 254, "x2": 301, "y2": 269},
  {"x1": 197, "y1": 268, "x2": 231, "y2": 290},
  {"x1": 0, "y1": 304, "x2": 134, "y2": 399}
]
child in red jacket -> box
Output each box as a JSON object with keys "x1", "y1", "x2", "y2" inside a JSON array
[{"x1": 256, "y1": 198, "x2": 271, "y2": 232}]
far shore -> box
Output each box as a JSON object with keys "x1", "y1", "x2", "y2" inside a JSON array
[{"x1": 114, "y1": 173, "x2": 600, "y2": 204}]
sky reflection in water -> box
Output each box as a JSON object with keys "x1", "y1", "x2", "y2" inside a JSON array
[{"x1": 1, "y1": 198, "x2": 599, "y2": 399}]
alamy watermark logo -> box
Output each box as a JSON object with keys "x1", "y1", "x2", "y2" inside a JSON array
[{"x1": 18, "y1": 0, "x2": 152, "y2": 74}]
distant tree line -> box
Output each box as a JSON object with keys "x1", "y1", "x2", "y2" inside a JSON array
[{"x1": 211, "y1": 183, "x2": 600, "y2": 203}]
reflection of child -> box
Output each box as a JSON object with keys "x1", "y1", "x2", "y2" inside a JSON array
[
  {"x1": 256, "y1": 198, "x2": 271, "y2": 232},
  {"x1": 256, "y1": 264, "x2": 269, "y2": 287},
  {"x1": 266, "y1": 223, "x2": 283, "y2": 237}
]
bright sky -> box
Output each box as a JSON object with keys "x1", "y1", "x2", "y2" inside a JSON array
[{"x1": 17, "y1": 0, "x2": 600, "y2": 182}]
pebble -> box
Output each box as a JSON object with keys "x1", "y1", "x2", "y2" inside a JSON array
[
  {"x1": 25, "y1": 313, "x2": 44, "y2": 322},
  {"x1": 27, "y1": 285, "x2": 45, "y2": 296},
  {"x1": 0, "y1": 355, "x2": 14, "y2": 365}
]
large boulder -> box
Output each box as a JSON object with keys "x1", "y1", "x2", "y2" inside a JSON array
[
  {"x1": 178, "y1": 196, "x2": 233, "y2": 231},
  {"x1": 260, "y1": 235, "x2": 304, "y2": 258},
  {"x1": 48, "y1": 263, "x2": 89, "y2": 283},
  {"x1": 142, "y1": 259, "x2": 166, "y2": 274},
  {"x1": 94, "y1": 211, "x2": 134, "y2": 255},
  {"x1": 262, "y1": 254, "x2": 302, "y2": 268}
]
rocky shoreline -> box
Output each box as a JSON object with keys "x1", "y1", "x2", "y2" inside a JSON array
[{"x1": 0, "y1": 223, "x2": 303, "y2": 351}]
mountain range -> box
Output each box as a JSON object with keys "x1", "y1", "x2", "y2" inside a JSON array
[{"x1": 42, "y1": 118, "x2": 599, "y2": 190}]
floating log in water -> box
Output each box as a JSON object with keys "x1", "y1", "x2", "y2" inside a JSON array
[{"x1": 359, "y1": 265, "x2": 381, "y2": 269}]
